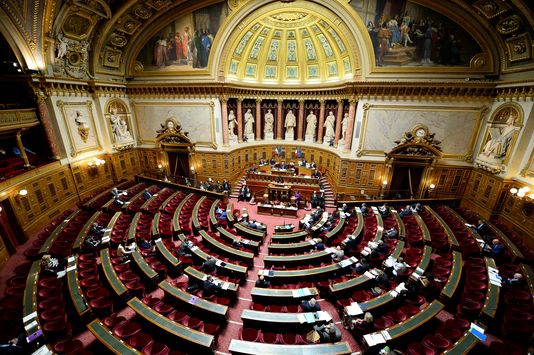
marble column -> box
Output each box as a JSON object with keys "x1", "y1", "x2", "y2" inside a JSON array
[
  {"x1": 16, "y1": 130, "x2": 31, "y2": 168},
  {"x1": 221, "y1": 98, "x2": 229, "y2": 146},
  {"x1": 255, "y1": 99, "x2": 262, "y2": 140},
  {"x1": 334, "y1": 99, "x2": 344, "y2": 146},
  {"x1": 344, "y1": 98, "x2": 358, "y2": 152},
  {"x1": 276, "y1": 99, "x2": 283, "y2": 139},
  {"x1": 297, "y1": 99, "x2": 305, "y2": 141},
  {"x1": 36, "y1": 92, "x2": 61, "y2": 159},
  {"x1": 237, "y1": 99, "x2": 243, "y2": 143},
  {"x1": 317, "y1": 99, "x2": 326, "y2": 144}
]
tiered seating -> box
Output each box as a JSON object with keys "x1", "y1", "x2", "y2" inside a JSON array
[
  {"x1": 83, "y1": 180, "x2": 135, "y2": 210},
  {"x1": 125, "y1": 185, "x2": 161, "y2": 213},
  {"x1": 434, "y1": 206, "x2": 481, "y2": 255},
  {"x1": 176, "y1": 193, "x2": 199, "y2": 235},
  {"x1": 102, "y1": 183, "x2": 147, "y2": 213},
  {"x1": 141, "y1": 187, "x2": 174, "y2": 215}
]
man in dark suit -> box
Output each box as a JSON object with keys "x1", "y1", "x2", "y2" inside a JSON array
[
  {"x1": 301, "y1": 298, "x2": 321, "y2": 312},
  {"x1": 201, "y1": 256, "x2": 217, "y2": 273},
  {"x1": 202, "y1": 276, "x2": 221, "y2": 297},
  {"x1": 313, "y1": 322, "x2": 341, "y2": 343},
  {"x1": 255, "y1": 275, "x2": 271, "y2": 288}
]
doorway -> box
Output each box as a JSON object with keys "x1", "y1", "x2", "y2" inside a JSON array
[
  {"x1": 389, "y1": 166, "x2": 425, "y2": 199},
  {"x1": 166, "y1": 151, "x2": 191, "y2": 180}
]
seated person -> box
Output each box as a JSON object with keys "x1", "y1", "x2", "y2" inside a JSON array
[
  {"x1": 202, "y1": 275, "x2": 221, "y2": 297},
  {"x1": 410, "y1": 203, "x2": 422, "y2": 213},
  {"x1": 343, "y1": 235, "x2": 358, "y2": 252},
  {"x1": 201, "y1": 256, "x2": 217, "y2": 274},
  {"x1": 341, "y1": 203, "x2": 350, "y2": 213},
  {"x1": 485, "y1": 238, "x2": 504, "y2": 258},
  {"x1": 372, "y1": 240, "x2": 389, "y2": 256},
  {"x1": 142, "y1": 188, "x2": 153, "y2": 200},
  {"x1": 392, "y1": 257, "x2": 409, "y2": 276},
  {"x1": 0, "y1": 332, "x2": 27, "y2": 354},
  {"x1": 138, "y1": 238, "x2": 153, "y2": 250},
  {"x1": 378, "y1": 203, "x2": 390, "y2": 216},
  {"x1": 301, "y1": 298, "x2": 321, "y2": 312},
  {"x1": 232, "y1": 236, "x2": 244, "y2": 249},
  {"x1": 321, "y1": 221, "x2": 333, "y2": 233},
  {"x1": 399, "y1": 204, "x2": 412, "y2": 217},
  {"x1": 352, "y1": 257, "x2": 370, "y2": 274},
  {"x1": 503, "y1": 272, "x2": 524, "y2": 286},
  {"x1": 177, "y1": 237, "x2": 194, "y2": 256},
  {"x1": 384, "y1": 227, "x2": 398, "y2": 239},
  {"x1": 40, "y1": 254, "x2": 61, "y2": 276},
  {"x1": 314, "y1": 238, "x2": 325, "y2": 251},
  {"x1": 313, "y1": 322, "x2": 341, "y2": 343},
  {"x1": 255, "y1": 275, "x2": 271, "y2": 288},
  {"x1": 374, "y1": 270, "x2": 391, "y2": 290},
  {"x1": 90, "y1": 222, "x2": 106, "y2": 236},
  {"x1": 83, "y1": 234, "x2": 101, "y2": 250},
  {"x1": 117, "y1": 241, "x2": 136, "y2": 262},
  {"x1": 331, "y1": 245, "x2": 345, "y2": 262},
  {"x1": 111, "y1": 187, "x2": 127, "y2": 198},
  {"x1": 349, "y1": 312, "x2": 374, "y2": 333},
  {"x1": 361, "y1": 203, "x2": 368, "y2": 215},
  {"x1": 113, "y1": 195, "x2": 125, "y2": 207}
]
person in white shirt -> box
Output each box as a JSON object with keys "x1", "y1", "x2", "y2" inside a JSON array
[{"x1": 117, "y1": 241, "x2": 136, "y2": 262}]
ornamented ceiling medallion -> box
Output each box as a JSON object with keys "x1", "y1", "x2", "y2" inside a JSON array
[{"x1": 270, "y1": 12, "x2": 308, "y2": 22}]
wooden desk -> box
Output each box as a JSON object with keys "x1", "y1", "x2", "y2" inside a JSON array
[
  {"x1": 268, "y1": 240, "x2": 315, "y2": 254},
  {"x1": 234, "y1": 222, "x2": 265, "y2": 241},
  {"x1": 250, "y1": 287, "x2": 319, "y2": 304},
  {"x1": 353, "y1": 208, "x2": 364, "y2": 238},
  {"x1": 192, "y1": 196, "x2": 207, "y2": 234},
  {"x1": 257, "y1": 204, "x2": 298, "y2": 218},
  {"x1": 159, "y1": 280, "x2": 228, "y2": 322},
  {"x1": 123, "y1": 189, "x2": 147, "y2": 213},
  {"x1": 229, "y1": 340, "x2": 352, "y2": 355},
  {"x1": 262, "y1": 257, "x2": 357, "y2": 284},
  {"x1": 389, "y1": 241, "x2": 405, "y2": 260},
  {"x1": 391, "y1": 211, "x2": 406, "y2": 239},
  {"x1": 413, "y1": 213, "x2": 431, "y2": 244},
  {"x1": 329, "y1": 273, "x2": 373, "y2": 297},
  {"x1": 218, "y1": 227, "x2": 259, "y2": 254},
  {"x1": 372, "y1": 210, "x2": 384, "y2": 242},
  {"x1": 443, "y1": 206, "x2": 482, "y2": 253},
  {"x1": 172, "y1": 193, "x2": 194, "y2": 235},
  {"x1": 184, "y1": 266, "x2": 239, "y2": 296},
  {"x1": 73, "y1": 211, "x2": 102, "y2": 251},
  {"x1": 411, "y1": 245, "x2": 432, "y2": 277},
  {"x1": 271, "y1": 230, "x2": 309, "y2": 243},
  {"x1": 66, "y1": 255, "x2": 90, "y2": 317},
  {"x1": 241, "y1": 309, "x2": 331, "y2": 328},
  {"x1": 325, "y1": 217, "x2": 345, "y2": 242},
  {"x1": 440, "y1": 251, "x2": 462, "y2": 302},
  {"x1": 132, "y1": 250, "x2": 159, "y2": 283},
  {"x1": 151, "y1": 212, "x2": 160, "y2": 238},
  {"x1": 199, "y1": 230, "x2": 254, "y2": 265},
  {"x1": 481, "y1": 257, "x2": 500, "y2": 325},
  {"x1": 127, "y1": 297, "x2": 214, "y2": 354},
  {"x1": 425, "y1": 206, "x2": 459, "y2": 249},
  {"x1": 177, "y1": 234, "x2": 248, "y2": 281},
  {"x1": 226, "y1": 203, "x2": 235, "y2": 226},
  {"x1": 100, "y1": 248, "x2": 128, "y2": 297},
  {"x1": 23, "y1": 261, "x2": 42, "y2": 337},
  {"x1": 155, "y1": 238, "x2": 181, "y2": 269},
  {"x1": 360, "y1": 292, "x2": 396, "y2": 313},
  {"x1": 264, "y1": 250, "x2": 332, "y2": 267},
  {"x1": 103, "y1": 212, "x2": 121, "y2": 245},
  {"x1": 39, "y1": 209, "x2": 81, "y2": 255},
  {"x1": 159, "y1": 190, "x2": 183, "y2": 213},
  {"x1": 365, "y1": 300, "x2": 444, "y2": 344},
  {"x1": 88, "y1": 319, "x2": 141, "y2": 355},
  {"x1": 128, "y1": 212, "x2": 141, "y2": 242},
  {"x1": 209, "y1": 199, "x2": 220, "y2": 230},
  {"x1": 310, "y1": 212, "x2": 329, "y2": 234}
]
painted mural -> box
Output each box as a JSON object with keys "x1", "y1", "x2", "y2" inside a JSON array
[
  {"x1": 350, "y1": 0, "x2": 482, "y2": 67},
  {"x1": 136, "y1": 3, "x2": 228, "y2": 71}
]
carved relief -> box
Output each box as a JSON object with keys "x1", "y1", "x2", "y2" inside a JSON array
[
  {"x1": 103, "y1": 47, "x2": 122, "y2": 68},
  {"x1": 62, "y1": 13, "x2": 93, "y2": 39},
  {"x1": 496, "y1": 15, "x2": 521, "y2": 35},
  {"x1": 105, "y1": 99, "x2": 134, "y2": 151},
  {"x1": 133, "y1": 5, "x2": 153, "y2": 20},
  {"x1": 53, "y1": 33, "x2": 92, "y2": 79},
  {"x1": 505, "y1": 33, "x2": 532, "y2": 62},
  {"x1": 473, "y1": 0, "x2": 510, "y2": 19},
  {"x1": 109, "y1": 34, "x2": 128, "y2": 48},
  {"x1": 116, "y1": 16, "x2": 142, "y2": 35}
]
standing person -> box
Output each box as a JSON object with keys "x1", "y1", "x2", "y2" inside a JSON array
[{"x1": 377, "y1": 22, "x2": 391, "y2": 66}]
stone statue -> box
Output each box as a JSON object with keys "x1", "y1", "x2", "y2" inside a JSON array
[
  {"x1": 324, "y1": 111, "x2": 336, "y2": 144},
  {"x1": 264, "y1": 109, "x2": 274, "y2": 133},
  {"x1": 56, "y1": 33, "x2": 68, "y2": 60},
  {"x1": 74, "y1": 110, "x2": 89, "y2": 143},
  {"x1": 481, "y1": 112, "x2": 517, "y2": 160},
  {"x1": 244, "y1": 109, "x2": 255, "y2": 136},
  {"x1": 305, "y1": 110, "x2": 317, "y2": 138},
  {"x1": 228, "y1": 110, "x2": 237, "y2": 137},
  {"x1": 341, "y1": 112, "x2": 349, "y2": 141},
  {"x1": 110, "y1": 108, "x2": 132, "y2": 143},
  {"x1": 285, "y1": 109, "x2": 296, "y2": 136}
]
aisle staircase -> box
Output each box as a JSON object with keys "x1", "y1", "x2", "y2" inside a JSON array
[{"x1": 229, "y1": 175, "x2": 247, "y2": 199}]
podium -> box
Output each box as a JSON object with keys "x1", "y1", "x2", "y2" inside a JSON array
[{"x1": 268, "y1": 183, "x2": 291, "y2": 202}]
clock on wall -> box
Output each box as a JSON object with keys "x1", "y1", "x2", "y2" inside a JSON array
[{"x1": 412, "y1": 125, "x2": 429, "y2": 138}]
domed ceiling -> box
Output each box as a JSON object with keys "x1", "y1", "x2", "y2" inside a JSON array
[{"x1": 224, "y1": 7, "x2": 357, "y2": 85}]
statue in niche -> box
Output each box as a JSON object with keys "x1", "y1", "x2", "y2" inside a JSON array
[
  {"x1": 284, "y1": 109, "x2": 296, "y2": 136},
  {"x1": 110, "y1": 107, "x2": 132, "y2": 143},
  {"x1": 244, "y1": 109, "x2": 255, "y2": 136},
  {"x1": 264, "y1": 109, "x2": 274, "y2": 133},
  {"x1": 481, "y1": 111, "x2": 517, "y2": 160},
  {"x1": 305, "y1": 110, "x2": 317, "y2": 138},
  {"x1": 56, "y1": 33, "x2": 68, "y2": 60},
  {"x1": 324, "y1": 111, "x2": 336, "y2": 144},
  {"x1": 74, "y1": 110, "x2": 89, "y2": 143},
  {"x1": 228, "y1": 110, "x2": 237, "y2": 137},
  {"x1": 341, "y1": 112, "x2": 349, "y2": 141}
]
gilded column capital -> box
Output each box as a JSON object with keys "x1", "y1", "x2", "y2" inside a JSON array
[
  {"x1": 256, "y1": 98, "x2": 262, "y2": 104},
  {"x1": 363, "y1": 103, "x2": 371, "y2": 111},
  {"x1": 337, "y1": 98, "x2": 344, "y2": 104},
  {"x1": 349, "y1": 97, "x2": 358, "y2": 105}
]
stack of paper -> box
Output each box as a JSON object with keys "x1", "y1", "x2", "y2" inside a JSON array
[
  {"x1": 101, "y1": 236, "x2": 110, "y2": 243},
  {"x1": 469, "y1": 323, "x2": 487, "y2": 341},
  {"x1": 316, "y1": 311, "x2": 332, "y2": 322},
  {"x1": 221, "y1": 282, "x2": 230, "y2": 290},
  {"x1": 345, "y1": 303, "x2": 363, "y2": 316},
  {"x1": 384, "y1": 257, "x2": 395, "y2": 268},
  {"x1": 363, "y1": 332, "x2": 387, "y2": 347},
  {"x1": 190, "y1": 246, "x2": 199, "y2": 251},
  {"x1": 364, "y1": 271, "x2": 377, "y2": 279}
]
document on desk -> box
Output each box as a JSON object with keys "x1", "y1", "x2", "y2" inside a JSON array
[
  {"x1": 221, "y1": 282, "x2": 230, "y2": 290},
  {"x1": 364, "y1": 271, "x2": 377, "y2": 279},
  {"x1": 363, "y1": 333, "x2": 387, "y2": 347},
  {"x1": 346, "y1": 303, "x2": 363, "y2": 316},
  {"x1": 316, "y1": 311, "x2": 332, "y2": 322},
  {"x1": 297, "y1": 313, "x2": 316, "y2": 324}
]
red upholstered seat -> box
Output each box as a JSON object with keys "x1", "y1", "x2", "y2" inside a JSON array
[
  {"x1": 399, "y1": 304, "x2": 420, "y2": 316},
  {"x1": 153, "y1": 302, "x2": 174, "y2": 315},
  {"x1": 142, "y1": 342, "x2": 170, "y2": 355},
  {"x1": 142, "y1": 295, "x2": 162, "y2": 307},
  {"x1": 53, "y1": 339, "x2": 83, "y2": 354},
  {"x1": 422, "y1": 335, "x2": 451, "y2": 351},
  {"x1": 128, "y1": 333, "x2": 154, "y2": 349},
  {"x1": 445, "y1": 317, "x2": 470, "y2": 331},
  {"x1": 103, "y1": 313, "x2": 127, "y2": 329},
  {"x1": 435, "y1": 326, "x2": 463, "y2": 341},
  {"x1": 261, "y1": 332, "x2": 280, "y2": 344},
  {"x1": 281, "y1": 333, "x2": 298, "y2": 345},
  {"x1": 203, "y1": 323, "x2": 221, "y2": 335},
  {"x1": 113, "y1": 321, "x2": 142, "y2": 339},
  {"x1": 406, "y1": 342, "x2": 436, "y2": 355},
  {"x1": 240, "y1": 327, "x2": 260, "y2": 342},
  {"x1": 386, "y1": 310, "x2": 407, "y2": 323},
  {"x1": 374, "y1": 317, "x2": 394, "y2": 330},
  {"x1": 187, "y1": 317, "x2": 203, "y2": 330},
  {"x1": 89, "y1": 297, "x2": 113, "y2": 314}
]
